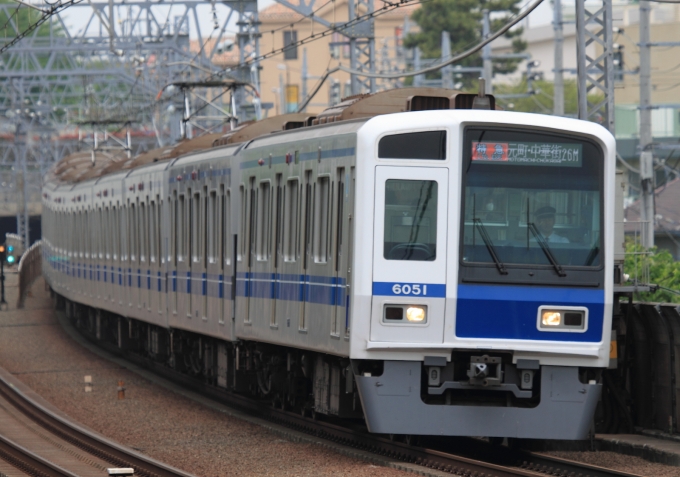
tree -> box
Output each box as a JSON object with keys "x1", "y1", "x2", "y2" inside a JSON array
[
  {"x1": 404, "y1": 0, "x2": 527, "y2": 85},
  {"x1": 624, "y1": 240, "x2": 680, "y2": 304}
]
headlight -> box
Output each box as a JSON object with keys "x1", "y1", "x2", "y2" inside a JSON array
[
  {"x1": 406, "y1": 306, "x2": 426, "y2": 322},
  {"x1": 383, "y1": 305, "x2": 427, "y2": 324},
  {"x1": 542, "y1": 311, "x2": 562, "y2": 326},
  {"x1": 538, "y1": 307, "x2": 587, "y2": 332}
]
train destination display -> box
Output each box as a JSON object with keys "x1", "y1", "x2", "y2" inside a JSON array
[{"x1": 472, "y1": 142, "x2": 582, "y2": 167}]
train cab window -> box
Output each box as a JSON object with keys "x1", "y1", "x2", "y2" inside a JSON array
[
  {"x1": 378, "y1": 131, "x2": 446, "y2": 160},
  {"x1": 383, "y1": 180, "x2": 437, "y2": 261},
  {"x1": 460, "y1": 128, "x2": 604, "y2": 277}
]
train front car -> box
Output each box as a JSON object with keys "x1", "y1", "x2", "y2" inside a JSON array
[{"x1": 351, "y1": 109, "x2": 615, "y2": 440}]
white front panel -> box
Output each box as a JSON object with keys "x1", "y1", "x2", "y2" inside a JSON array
[{"x1": 370, "y1": 166, "x2": 448, "y2": 343}]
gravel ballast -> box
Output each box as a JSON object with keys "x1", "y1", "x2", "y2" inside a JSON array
[{"x1": 2, "y1": 275, "x2": 679, "y2": 476}]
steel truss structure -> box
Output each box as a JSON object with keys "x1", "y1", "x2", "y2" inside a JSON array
[
  {"x1": 273, "y1": 0, "x2": 376, "y2": 96},
  {"x1": 0, "y1": 0, "x2": 261, "y2": 248},
  {"x1": 575, "y1": 0, "x2": 615, "y2": 134}
]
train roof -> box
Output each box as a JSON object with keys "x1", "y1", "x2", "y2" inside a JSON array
[{"x1": 47, "y1": 87, "x2": 492, "y2": 186}]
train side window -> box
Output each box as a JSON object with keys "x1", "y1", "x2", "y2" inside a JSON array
[
  {"x1": 120, "y1": 206, "x2": 127, "y2": 262},
  {"x1": 314, "y1": 176, "x2": 330, "y2": 263},
  {"x1": 178, "y1": 194, "x2": 185, "y2": 262},
  {"x1": 171, "y1": 193, "x2": 177, "y2": 264},
  {"x1": 378, "y1": 131, "x2": 447, "y2": 160},
  {"x1": 203, "y1": 187, "x2": 208, "y2": 268},
  {"x1": 130, "y1": 203, "x2": 137, "y2": 262},
  {"x1": 223, "y1": 188, "x2": 231, "y2": 266},
  {"x1": 335, "y1": 168, "x2": 345, "y2": 271},
  {"x1": 257, "y1": 181, "x2": 271, "y2": 261},
  {"x1": 149, "y1": 201, "x2": 156, "y2": 263},
  {"x1": 239, "y1": 185, "x2": 246, "y2": 260},
  {"x1": 105, "y1": 207, "x2": 112, "y2": 259},
  {"x1": 111, "y1": 206, "x2": 118, "y2": 261},
  {"x1": 140, "y1": 201, "x2": 147, "y2": 263},
  {"x1": 192, "y1": 191, "x2": 201, "y2": 263},
  {"x1": 383, "y1": 180, "x2": 438, "y2": 261},
  {"x1": 98, "y1": 207, "x2": 105, "y2": 260},
  {"x1": 208, "y1": 190, "x2": 218, "y2": 263},
  {"x1": 274, "y1": 174, "x2": 283, "y2": 269},
  {"x1": 283, "y1": 179, "x2": 299, "y2": 262},
  {"x1": 157, "y1": 200, "x2": 162, "y2": 264}
]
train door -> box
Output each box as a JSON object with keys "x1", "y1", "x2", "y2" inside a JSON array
[
  {"x1": 370, "y1": 167, "x2": 448, "y2": 343},
  {"x1": 299, "y1": 170, "x2": 314, "y2": 331},
  {"x1": 219, "y1": 186, "x2": 232, "y2": 327},
  {"x1": 331, "y1": 168, "x2": 345, "y2": 337},
  {"x1": 245, "y1": 177, "x2": 256, "y2": 324},
  {"x1": 271, "y1": 174, "x2": 283, "y2": 328}
]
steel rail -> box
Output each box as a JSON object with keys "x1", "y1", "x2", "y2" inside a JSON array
[
  {"x1": 0, "y1": 433, "x2": 80, "y2": 477},
  {"x1": 0, "y1": 372, "x2": 197, "y2": 477},
  {"x1": 81, "y1": 329, "x2": 645, "y2": 477}
]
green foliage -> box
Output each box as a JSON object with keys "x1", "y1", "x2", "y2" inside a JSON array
[
  {"x1": 624, "y1": 240, "x2": 680, "y2": 303},
  {"x1": 492, "y1": 78, "x2": 605, "y2": 121},
  {"x1": 404, "y1": 0, "x2": 526, "y2": 85},
  {"x1": 0, "y1": 0, "x2": 54, "y2": 39}
]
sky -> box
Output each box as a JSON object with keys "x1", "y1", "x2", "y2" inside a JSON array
[{"x1": 57, "y1": 0, "x2": 555, "y2": 44}]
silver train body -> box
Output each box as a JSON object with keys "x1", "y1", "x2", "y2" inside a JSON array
[{"x1": 43, "y1": 109, "x2": 616, "y2": 439}]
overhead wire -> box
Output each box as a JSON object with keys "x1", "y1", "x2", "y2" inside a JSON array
[
  {"x1": 298, "y1": 0, "x2": 544, "y2": 108},
  {"x1": 209, "y1": 0, "x2": 427, "y2": 82},
  {"x1": 1, "y1": 0, "x2": 85, "y2": 54}
]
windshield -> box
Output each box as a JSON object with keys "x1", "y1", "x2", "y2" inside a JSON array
[
  {"x1": 461, "y1": 128, "x2": 603, "y2": 270},
  {"x1": 384, "y1": 179, "x2": 437, "y2": 261}
]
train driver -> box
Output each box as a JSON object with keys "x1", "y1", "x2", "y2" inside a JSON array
[{"x1": 534, "y1": 206, "x2": 569, "y2": 243}]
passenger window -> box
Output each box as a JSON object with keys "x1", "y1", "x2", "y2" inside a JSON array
[
  {"x1": 383, "y1": 180, "x2": 437, "y2": 261},
  {"x1": 378, "y1": 131, "x2": 446, "y2": 160},
  {"x1": 257, "y1": 181, "x2": 271, "y2": 260},
  {"x1": 314, "y1": 176, "x2": 330, "y2": 263},
  {"x1": 284, "y1": 179, "x2": 299, "y2": 262}
]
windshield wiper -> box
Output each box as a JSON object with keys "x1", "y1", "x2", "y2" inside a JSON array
[
  {"x1": 473, "y1": 218, "x2": 507, "y2": 275},
  {"x1": 527, "y1": 223, "x2": 567, "y2": 277}
]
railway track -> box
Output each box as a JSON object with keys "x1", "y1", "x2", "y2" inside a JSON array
[
  {"x1": 62, "y1": 314, "x2": 643, "y2": 477},
  {"x1": 0, "y1": 433, "x2": 79, "y2": 477},
  {"x1": 0, "y1": 367, "x2": 195, "y2": 477}
]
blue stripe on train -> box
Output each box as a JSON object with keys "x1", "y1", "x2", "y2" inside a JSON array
[
  {"x1": 455, "y1": 284, "x2": 605, "y2": 342},
  {"x1": 43, "y1": 254, "x2": 346, "y2": 306}
]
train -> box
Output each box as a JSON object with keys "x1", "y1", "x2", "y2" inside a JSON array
[{"x1": 42, "y1": 87, "x2": 617, "y2": 440}]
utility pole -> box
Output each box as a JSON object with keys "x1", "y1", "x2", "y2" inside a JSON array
[
  {"x1": 639, "y1": 0, "x2": 655, "y2": 248},
  {"x1": 441, "y1": 32, "x2": 453, "y2": 89},
  {"x1": 301, "y1": 49, "x2": 308, "y2": 112},
  {"x1": 553, "y1": 0, "x2": 564, "y2": 116},
  {"x1": 482, "y1": 10, "x2": 493, "y2": 94}
]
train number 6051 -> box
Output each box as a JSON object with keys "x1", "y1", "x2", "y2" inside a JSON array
[{"x1": 391, "y1": 283, "x2": 428, "y2": 296}]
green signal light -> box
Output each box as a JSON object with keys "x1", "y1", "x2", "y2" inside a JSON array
[
  {"x1": 7, "y1": 246, "x2": 13, "y2": 253},
  {"x1": 6, "y1": 256, "x2": 15, "y2": 264}
]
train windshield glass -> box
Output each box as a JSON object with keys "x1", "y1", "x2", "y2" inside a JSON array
[
  {"x1": 384, "y1": 180, "x2": 437, "y2": 261},
  {"x1": 461, "y1": 128, "x2": 603, "y2": 270}
]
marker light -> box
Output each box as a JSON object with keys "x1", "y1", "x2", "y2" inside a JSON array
[
  {"x1": 406, "y1": 306, "x2": 426, "y2": 322},
  {"x1": 542, "y1": 311, "x2": 562, "y2": 326},
  {"x1": 0, "y1": 246, "x2": 5, "y2": 253}
]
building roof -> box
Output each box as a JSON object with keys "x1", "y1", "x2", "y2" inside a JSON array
[
  {"x1": 625, "y1": 177, "x2": 680, "y2": 235},
  {"x1": 259, "y1": 0, "x2": 418, "y2": 23}
]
